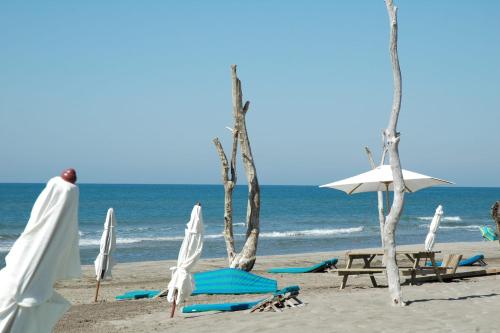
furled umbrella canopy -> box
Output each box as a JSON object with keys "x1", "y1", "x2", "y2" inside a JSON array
[
  {"x1": 167, "y1": 203, "x2": 204, "y2": 308},
  {"x1": 0, "y1": 175, "x2": 80, "y2": 333},
  {"x1": 95, "y1": 208, "x2": 117, "y2": 281},
  {"x1": 425, "y1": 205, "x2": 444, "y2": 252}
]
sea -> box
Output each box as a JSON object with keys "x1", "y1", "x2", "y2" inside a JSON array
[{"x1": 1, "y1": 184, "x2": 499, "y2": 267}]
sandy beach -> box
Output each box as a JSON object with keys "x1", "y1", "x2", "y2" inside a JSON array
[{"x1": 53, "y1": 241, "x2": 500, "y2": 333}]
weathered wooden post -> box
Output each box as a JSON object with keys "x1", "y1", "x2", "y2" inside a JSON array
[
  {"x1": 213, "y1": 65, "x2": 260, "y2": 271},
  {"x1": 383, "y1": 0, "x2": 406, "y2": 306}
]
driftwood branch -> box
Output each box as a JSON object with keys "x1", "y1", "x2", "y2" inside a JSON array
[
  {"x1": 383, "y1": 0, "x2": 405, "y2": 306},
  {"x1": 230, "y1": 65, "x2": 260, "y2": 271},
  {"x1": 364, "y1": 146, "x2": 377, "y2": 169},
  {"x1": 365, "y1": 147, "x2": 386, "y2": 248},
  {"x1": 214, "y1": 65, "x2": 260, "y2": 271},
  {"x1": 380, "y1": 131, "x2": 389, "y2": 165},
  {"x1": 213, "y1": 138, "x2": 236, "y2": 261}
]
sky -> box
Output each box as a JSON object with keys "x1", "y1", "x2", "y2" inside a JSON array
[{"x1": 0, "y1": 1, "x2": 499, "y2": 186}]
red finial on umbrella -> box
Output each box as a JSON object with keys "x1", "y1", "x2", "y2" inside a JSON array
[{"x1": 61, "y1": 168, "x2": 77, "y2": 184}]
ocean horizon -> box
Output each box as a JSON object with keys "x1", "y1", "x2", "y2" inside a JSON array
[{"x1": 1, "y1": 183, "x2": 499, "y2": 266}]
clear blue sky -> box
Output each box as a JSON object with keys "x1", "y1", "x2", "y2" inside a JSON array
[{"x1": 1, "y1": 1, "x2": 499, "y2": 186}]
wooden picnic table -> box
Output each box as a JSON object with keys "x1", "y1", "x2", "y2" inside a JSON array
[{"x1": 338, "y1": 250, "x2": 444, "y2": 289}]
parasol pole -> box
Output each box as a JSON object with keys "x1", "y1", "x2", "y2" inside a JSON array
[
  {"x1": 94, "y1": 269, "x2": 105, "y2": 302},
  {"x1": 384, "y1": 182, "x2": 390, "y2": 214},
  {"x1": 170, "y1": 289, "x2": 178, "y2": 318},
  {"x1": 94, "y1": 279, "x2": 101, "y2": 302}
]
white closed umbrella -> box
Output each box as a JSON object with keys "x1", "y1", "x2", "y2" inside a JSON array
[
  {"x1": 167, "y1": 203, "x2": 204, "y2": 317},
  {"x1": 320, "y1": 165, "x2": 452, "y2": 211},
  {"x1": 0, "y1": 176, "x2": 80, "y2": 333},
  {"x1": 93, "y1": 208, "x2": 117, "y2": 302},
  {"x1": 425, "y1": 205, "x2": 444, "y2": 251}
]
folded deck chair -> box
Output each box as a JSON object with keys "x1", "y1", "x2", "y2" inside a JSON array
[
  {"x1": 426, "y1": 254, "x2": 486, "y2": 267},
  {"x1": 267, "y1": 258, "x2": 338, "y2": 274},
  {"x1": 249, "y1": 285, "x2": 303, "y2": 312},
  {"x1": 182, "y1": 285, "x2": 302, "y2": 314},
  {"x1": 192, "y1": 268, "x2": 277, "y2": 295},
  {"x1": 116, "y1": 290, "x2": 160, "y2": 300}
]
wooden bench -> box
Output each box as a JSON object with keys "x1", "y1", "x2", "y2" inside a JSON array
[
  {"x1": 337, "y1": 267, "x2": 448, "y2": 289},
  {"x1": 337, "y1": 268, "x2": 385, "y2": 289},
  {"x1": 338, "y1": 250, "x2": 445, "y2": 289}
]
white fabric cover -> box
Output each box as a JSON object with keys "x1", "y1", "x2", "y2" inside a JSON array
[
  {"x1": 0, "y1": 177, "x2": 80, "y2": 333},
  {"x1": 425, "y1": 205, "x2": 444, "y2": 251},
  {"x1": 167, "y1": 204, "x2": 204, "y2": 304},
  {"x1": 94, "y1": 208, "x2": 117, "y2": 281},
  {"x1": 320, "y1": 165, "x2": 452, "y2": 194}
]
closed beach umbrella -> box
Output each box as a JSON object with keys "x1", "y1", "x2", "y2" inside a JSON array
[
  {"x1": 425, "y1": 205, "x2": 444, "y2": 251},
  {"x1": 0, "y1": 174, "x2": 80, "y2": 333},
  {"x1": 93, "y1": 208, "x2": 117, "y2": 302},
  {"x1": 167, "y1": 203, "x2": 204, "y2": 317},
  {"x1": 320, "y1": 165, "x2": 452, "y2": 210}
]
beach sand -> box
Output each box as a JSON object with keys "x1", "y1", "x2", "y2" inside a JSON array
[{"x1": 54, "y1": 241, "x2": 500, "y2": 332}]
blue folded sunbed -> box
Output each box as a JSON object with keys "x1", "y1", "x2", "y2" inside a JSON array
[
  {"x1": 115, "y1": 290, "x2": 160, "y2": 300},
  {"x1": 267, "y1": 258, "x2": 338, "y2": 274},
  {"x1": 182, "y1": 286, "x2": 301, "y2": 313},
  {"x1": 426, "y1": 254, "x2": 486, "y2": 267},
  {"x1": 115, "y1": 269, "x2": 277, "y2": 301},
  {"x1": 192, "y1": 268, "x2": 277, "y2": 294}
]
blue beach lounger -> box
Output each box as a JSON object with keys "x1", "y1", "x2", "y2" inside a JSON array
[
  {"x1": 267, "y1": 258, "x2": 338, "y2": 274},
  {"x1": 182, "y1": 285, "x2": 302, "y2": 313},
  {"x1": 192, "y1": 268, "x2": 277, "y2": 295},
  {"x1": 427, "y1": 254, "x2": 487, "y2": 267},
  {"x1": 115, "y1": 290, "x2": 160, "y2": 300}
]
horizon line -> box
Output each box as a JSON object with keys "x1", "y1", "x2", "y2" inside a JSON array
[{"x1": 0, "y1": 182, "x2": 497, "y2": 189}]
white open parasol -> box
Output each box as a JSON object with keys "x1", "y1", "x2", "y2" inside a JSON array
[{"x1": 320, "y1": 165, "x2": 452, "y2": 211}]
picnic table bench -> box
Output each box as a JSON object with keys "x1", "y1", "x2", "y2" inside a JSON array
[{"x1": 338, "y1": 250, "x2": 444, "y2": 289}]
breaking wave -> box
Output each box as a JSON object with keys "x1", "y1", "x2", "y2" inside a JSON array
[
  {"x1": 77, "y1": 227, "x2": 364, "y2": 247},
  {"x1": 417, "y1": 216, "x2": 462, "y2": 222},
  {"x1": 418, "y1": 224, "x2": 481, "y2": 231},
  {"x1": 259, "y1": 227, "x2": 364, "y2": 238}
]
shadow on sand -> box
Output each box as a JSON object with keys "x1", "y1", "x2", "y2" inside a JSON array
[{"x1": 406, "y1": 293, "x2": 500, "y2": 305}]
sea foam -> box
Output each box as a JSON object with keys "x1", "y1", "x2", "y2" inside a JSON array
[
  {"x1": 259, "y1": 227, "x2": 364, "y2": 238},
  {"x1": 417, "y1": 216, "x2": 462, "y2": 222}
]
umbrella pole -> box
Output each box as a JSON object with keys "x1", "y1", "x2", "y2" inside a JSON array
[
  {"x1": 385, "y1": 183, "x2": 390, "y2": 214},
  {"x1": 170, "y1": 290, "x2": 178, "y2": 318},
  {"x1": 94, "y1": 280, "x2": 101, "y2": 303}
]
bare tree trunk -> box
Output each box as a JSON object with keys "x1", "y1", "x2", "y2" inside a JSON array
[
  {"x1": 213, "y1": 137, "x2": 237, "y2": 262},
  {"x1": 383, "y1": 0, "x2": 406, "y2": 306},
  {"x1": 213, "y1": 65, "x2": 260, "y2": 271},
  {"x1": 365, "y1": 146, "x2": 386, "y2": 247},
  {"x1": 491, "y1": 201, "x2": 500, "y2": 246}
]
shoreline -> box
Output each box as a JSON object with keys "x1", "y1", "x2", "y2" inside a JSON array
[{"x1": 54, "y1": 241, "x2": 500, "y2": 332}]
